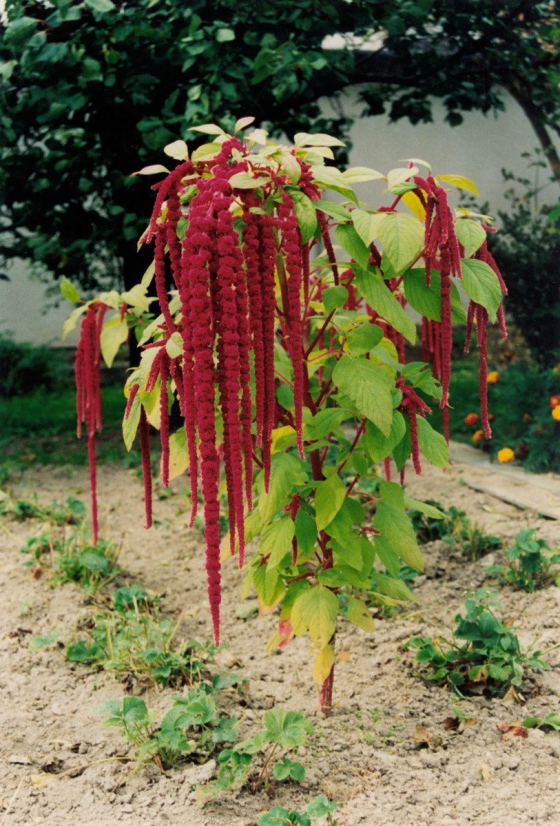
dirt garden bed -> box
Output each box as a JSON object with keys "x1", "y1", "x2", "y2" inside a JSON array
[{"x1": 1, "y1": 456, "x2": 559, "y2": 826}]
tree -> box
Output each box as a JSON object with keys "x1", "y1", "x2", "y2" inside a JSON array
[{"x1": 1, "y1": 0, "x2": 559, "y2": 297}]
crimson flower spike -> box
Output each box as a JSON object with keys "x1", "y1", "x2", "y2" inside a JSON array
[{"x1": 75, "y1": 302, "x2": 107, "y2": 545}]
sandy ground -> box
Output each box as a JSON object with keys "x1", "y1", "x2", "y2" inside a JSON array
[{"x1": 1, "y1": 456, "x2": 559, "y2": 826}]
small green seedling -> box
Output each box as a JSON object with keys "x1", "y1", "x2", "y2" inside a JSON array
[
  {"x1": 201, "y1": 708, "x2": 313, "y2": 800},
  {"x1": 486, "y1": 528, "x2": 560, "y2": 592},
  {"x1": 407, "y1": 591, "x2": 549, "y2": 697},
  {"x1": 66, "y1": 591, "x2": 214, "y2": 687},
  {"x1": 51, "y1": 534, "x2": 121, "y2": 593},
  {"x1": 409, "y1": 500, "x2": 500, "y2": 560},
  {"x1": 257, "y1": 795, "x2": 338, "y2": 826},
  {"x1": 99, "y1": 687, "x2": 239, "y2": 773},
  {"x1": 1, "y1": 494, "x2": 85, "y2": 525},
  {"x1": 522, "y1": 713, "x2": 560, "y2": 732}
]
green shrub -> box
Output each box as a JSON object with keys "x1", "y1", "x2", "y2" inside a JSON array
[{"x1": 0, "y1": 333, "x2": 73, "y2": 397}]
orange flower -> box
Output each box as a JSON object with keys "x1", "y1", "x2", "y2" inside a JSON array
[
  {"x1": 486, "y1": 371, "x2": 500, "y2": 384},
  {"x1": 497, "y1": 447, "x2": 515, "y2": 463},
  {"x1": 552, "y1": 406, "x2": 560, "y2": 422},
  {"x1": 464, "y1": 413, "x2": 479, "y2": 426},
  {"x1": 549, "y1": 395, "x2": 560, "y2": 409},
  {"x1": 473, "y1": 429, "x2": 485, "y2": 444}
]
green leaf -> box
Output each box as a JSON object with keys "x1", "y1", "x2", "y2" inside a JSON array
[
  {"x1": 258, "y1": 453, "x2": 304, "y2": 524},
  {"x1": 351, "y1": 209, "x2": 387, "y2": 246},
  {"x1": 403, "y1": 269, "x2": 466, "y2": 324},
  {"x1": 291, "y1": 585, "x2": 338, "y2": 646},
  {"x1": 362, "y1": 412, "x2": 406, "y2": 463},
  {"x1": 60, "y1": 276, "x2": 81, "y2": 304},
  {"x1": 334, "y1": 223, "x2": 370, "y2": 268},
  {"x1": 374, "y1": 501, "x2": 424, "y2": 571},
  {"x1": 315, "y1": 473, "x2": 346, "y2": 532},
  {"x1": 377, "y1": 213, "x2": 424, "y2": 273},
  {"x1": 354, "y1": 268, "x2": 417, "y2": 344},
  {"x1": 437, "y1": 174, "x2": 479, "y2": 195},
  {"x1": 370, "y1": 572, "x2": 416, "y2": 602},
  {"x1": 316, "y1": 200, "x2": 353, "y2": 222},
  {"x1": 455, "y1": 219, "x2": 487, "y2": 257},
  {"x1": 215, "y1": 28, "x2": 235, "y2": 42},
  {"x1": 291, "y1": 191, "x2": 317, "y2": 243},
  {"x1": 416, "y1": 416, "x2": 449, "y2": 468},
  {"x1": 294, "y1": 510, "x2": 317, "y2": 558},
  {"x1": 100, "y1": 317, "x2": 129, "y2": 368},
  {"x1": 323, "y1": 285, "x2": 348, "y2": 313},
  {"x1": 262, "y1": 709, "x2": 313, "y2": 748},
  {"x1": 304, "y1": 408, "x2": 348, "y2": 441},
  {"x1": 332, "y1": 355, "x2": 393, "y2": 436},
  {"x1": 347, "y1": 596, "x2": 375, "y2": 632},
  {"x1": 260, "y1": 516, "x2": 295, "y2": 569},
  {"x1": 311, "y1": 167, "x2": 357, "y2": 201},
  {"x1": 85, "y1": 0, "x2": 115, "y2": 13},
  {"x1": 341, "y1": 166, "x2": 383, "y2": 183},
  {"x1": 312, "y1": 644, "x2": 335, "y2": 685},
  {"x1": 294, "y1": 132, "x2": 345, "y2": 147},
  {"x1": 306, "y1": 796, "x2": 338, "y2": 819},
  {"x1": 122, "y1": 385, "x2": 141, "y2": 451},
  {"x1": 403, "y1": 497, "x2": 446, "y2": 519},
  {"x1": 346, "y1": 322, "x2": 383, "y2": 356},
  {"x1": 253, "y1": 565, "x2": 285, "y2": 610},
  {"x1": 460, "y1": 259, "x2": 503, "y2": 321},
  {"x1": 168, "y1": 429, "x2": 189, "y2": 481},
  {"x1": 228, "y1": 171, "x2": 270, "y2": 189}
]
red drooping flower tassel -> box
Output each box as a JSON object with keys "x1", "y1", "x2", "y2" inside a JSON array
[
  {"x1": 139, "y1": 405, "x2": 153, "y2": 529},
  {"x1": 75, "y1": 301, "x2": 107, "y2": 544}
]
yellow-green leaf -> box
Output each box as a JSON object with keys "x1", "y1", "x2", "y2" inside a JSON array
[
  {"x1": 315, "y1": 473, "x2": 346, "y2": 532},
  {"x1": 167, "y1": 429, "x2": 189, "y2": 481},
  {"x1": 100, "y1": 317, "x2": 129, "y2": 367},
  {"x1": 291, "y1": 585, "x2": 338, "y2": 646},
  {"x1": 455, "y1": 218, "x2": 486, "y2": 257},
  {"x1": 347, "y1": 597, "x2": 375, "y2": 632},
  {"x1": 312, "y1": 644, "x2": 335, "y2": 685},
  {"x1": 437, "y1": 174, "x2": 479, "y2": 195},
  {"x1": 260, "y1": 516, "x2": 295, "y2": 569},
  {"x1": 60, "y1": 276, "x2": 81, "y2": 304},
  {"x1": 377, "y1": 212, "x2": 424, "y2": 274}
]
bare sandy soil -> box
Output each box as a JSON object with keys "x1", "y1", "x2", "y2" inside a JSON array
[{"x1": 1, "y1": 456, "x2": 559, "y2": 826}]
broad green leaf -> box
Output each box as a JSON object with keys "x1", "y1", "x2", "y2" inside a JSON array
[
  {"x1": 294, "y1": 132, "x2": 345, "y2": 147},
  {"x1": 294, "y1": 510, "x2": 317, "y2": 559},
  {"x1": 351, "y1": 209, "x2": 387, "y2": 247},
  {"x1": 188, "y1": 123, "x2": 225, "y2": 135},
  {"x1": 370, "y1": 572, "x2": 417, "y2": 602},
  {"x1": 122, "y1": 386, "x2": 141, "y2": 451},
  {"x1": 304, "y1": 408, "x2": 348, "y2": 441},
  {"x1": 346, "y1": 322, "x2": 384, "y2": 356},
  {"x1": 132, "y1": 164, "x2": 170, "y2": 176},
  {"x1": 191, "y1": 143, "x2": 221, "y2": 162},
  {"x1": 374, "y1": 501, "x2": 424, "y2": 571},
  {"x1": 379, "y1": 479, "x2": 405, "y2": 509},
  {"x1": 377, "y1": 212, "x2": 424, "y2": 273},
  {"x1": 341, "y1": 166, "x2": 384, "y2": 183},
  {"x1": 315, "y1": 200, "x2": 353, "y2": 222},
  {"x1": 228, "y1": 171, "x2": 270, "y2": 189},
  {"x1": 437, "y1": 174, "x2": 480, "y2": 195},
  {"x1": 311, "y1": 166, "x2": 357, "y2": 202},
  {"x1": 307, "y1": 796, "x2": 338, "y2": 819},
  {"x1": 312, "y1": 644, "x2": 335, "y2": 685},
  {"x1": 167, "y1": 429, "x2": 189, "y2": 481},
  {"x1": 362, "y1": 412, "x2": 406, "y2": 463},
  {"x1": 85, "y1": 0, "x2": 115, "y2": 13},
  {"x1": 330, "y1": 536, "x2": 364, "y2": 571},
  {"x1": 333, "y1": 355, "x2": 393, "y2": 435},
  {"x1": 315, "y1": 473, "x2": 346, "y2": 531},
  {"x1": 215, "y1": 27, "x2": 235, "y2": 42},
  {"x1": 234, "y1": 116, "x2": 255, "y2": 133},
  {"x1": 392, "y1": 419, "x2": 412, "y2": 472},
  {"x1": 63, "y1": 304, "x2": 88, "y2": 339},
  {"x1": 263, "y1": 709, "x2": 313, "y2": 748},
  {"x1": 260, "y1": 516, "x2": 295, "y2": 569},
  {"x1": 279, "y1": 151, "x2": 302, "y2": 184},
  {"x1": 386, "y1": 166, "x2": 418, "y2": 189},
  {"x1": 246, "y1": 128, "x2": 268, "y2": 145},
  {"x1": 334, "y1": 224, "x2": 370, "y2": 268},
  {"x1": 354, "y1": 268, "x2": 416, "y2": 344},
  {"x1": 164, "y1": 140, "x2": 189, "y2": 160},
  {"x1": 253, "y1": 565, "x2": 285, "y2": 611},
  {"x1": 291, "y1": 584, "x2": 338, "y2": 646},
  {"x1": 403, "y1": 497, "x2": 446, "y2": 519},
  {"x1": 165, "y1": 332, "x2": 183, "y2": 359},
  {"x1": 323, "y1": 285, "x2": 348, "y2": 313},
  {"x1": 347, "y1": 597, "x2": 375, "y2": 632},
  {"x1": 60, "y1": 276, "x2": 81, "y2": 304},
  {"x1": 121, "y1": 284, "x2": 152, "y2": 314},
  {"x1": 403, "y1": 269, "x2": 466, "y2": 323},
  {"x1": 100, "y1": 318, "x2": 128, "y2": 368},
  {"x1": 258, "y1": 453, "x2": 304, "y2": 524},
  {"x1": 417, "y1": 416, "x2": 449, "y2": 468},
  {"x1": 460, "y1": 259, "x2": 502, "y2": 321},
  {"x1": 455, "y1": 219, "x2": 486, "y2": 257}
]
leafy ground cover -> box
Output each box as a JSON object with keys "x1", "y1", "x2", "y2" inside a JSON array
[{"x1": 1, "y1": 459, "x2": 559, "y2": 826}]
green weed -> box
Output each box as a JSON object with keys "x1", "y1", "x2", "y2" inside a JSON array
[
  {"x1": 486, "y1": 528, "x2": 560, "y2": 592},
  {"x1": 409, "y1": 499, "x2": 501, "y2": 560},
  {"x1": 407, "y1": 591, "x2": 549, "y2": 697},
  {"x1": 257, "y1": 796, "x2": 338, "y2": 826},
  {"x1": 1, "y1": 494, "x2": 85, "y2": 525}
]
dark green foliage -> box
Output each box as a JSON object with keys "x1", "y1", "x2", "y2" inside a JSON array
[
  {"x1": 407, "y1": 592, "x2": 549, "y2": 697},
  {"x1": 0, "y1": 334, "x2": 73, "y2": 397},
  {"x1": 488, "y1": 164, "x2": 560, "y2": 367},
  {"x1": 486, "y1": 528, "x2": 560, "y2": 592},
  {"x1": 409, "y1": 499, "x2": 501, "y2": 560},
  {"x1": 2, "y1": 494, "x2": 85, "y2": 524},
  {"x1": 51, "y1": 535, "x2": 121, "y2": 592}
]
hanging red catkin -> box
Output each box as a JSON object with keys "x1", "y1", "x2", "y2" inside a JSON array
[
  {"x1": 154, "y1": 225, "x2": 177, "y2": 336},
  {"x1": 159, "y1": 351, "x2": 171, "y2": 488},
  {"x1": 75, "y1": 301, "x2": 107, "y2": 545},
  {"x1": 259, "y1": 216, "x2": 281, "y2": 491},
  {"x1": 139, "y1": 406, "x2": 153, "y2": 529}
]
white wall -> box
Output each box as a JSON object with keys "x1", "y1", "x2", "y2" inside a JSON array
[{"x1": 1, "y1": 88, "x2": 558, "y2": 346}]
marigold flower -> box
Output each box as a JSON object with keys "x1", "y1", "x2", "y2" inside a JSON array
[
  {"x1": 472, "y1": 429, "x2": 485, "y2": 444},
  {"x1": 464, "y1": 412, "x2": 479, "y2": 426},
  {"x1": 549, "y1": 395, "x2": 560, "y2": 409},
  {"x1": 486, "y1": 371, "x2": 500, "y2": 384},
  {"x1": 552, "y1": 405, "x2": 560, "y2": 422},
  {"x1": 497, "y1": 447, "x2": 515, "y2": 463}
]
